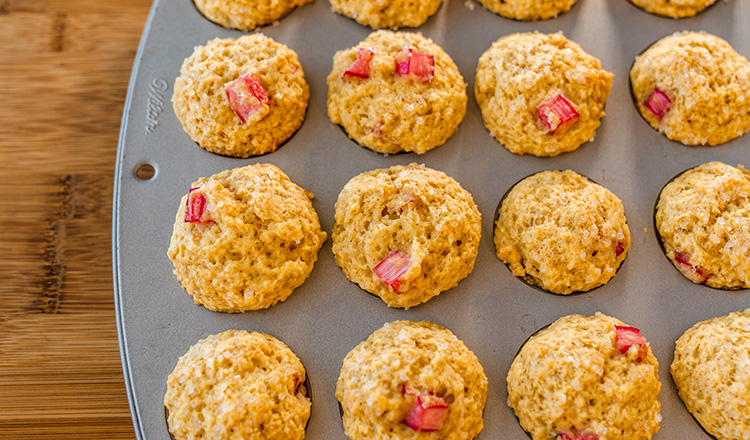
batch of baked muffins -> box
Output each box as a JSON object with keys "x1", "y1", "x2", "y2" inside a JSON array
[{"x1": 159, "y1": 0, "x2": 750, "y2": 439}]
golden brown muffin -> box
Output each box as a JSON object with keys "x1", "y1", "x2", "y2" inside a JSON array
[
  {"x1": 165, "y1": 330, "x2": 311, "y2": 440},
  {"x1": 477, "y1": 0, "x2": 578, "y2": 21},
  {"x1": 167, "y1": 164, "x2": 327, "y2": 312},
  {"x1": 671, "y1": 309, "x2": 750, "y2": 440},
  {"x1": 327, "y1": 31, "x2": 467, "y2": 155},
  {"x1": 655, "y1": 161, "x2": 750, "y2": 289},
  {"x1": 332, "y1": 163, "x2": 481, "y2": 308},
  {"x1": 507, "y1": 313, "x2": 662, "y2": 440},
  {"x1": 194, "y1": 0, "x2": 314, "y2": 30},
  {"x1": 495, "y1": 170, "x2": 630, "y2": 294},
  {"x1": 476, "y1": 32, "x2": 613, "y2": 157},
  {"x1": 630, "y1": 31, "x2": 750, "y2": 146},
  {"x1": 628, "y1": 0, "x2": 719, "y2": 18},
  {"x1": 336, "y1": 321, "x2": 488, "y2": 440},
  {"x1": 173, "y1": 34, "x2": 309, "y2": 157},
  {"x1": 329, "y1": 0, "x2": 444, "y2": 29}
]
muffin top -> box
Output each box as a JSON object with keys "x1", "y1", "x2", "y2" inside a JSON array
[
  {"x1": 507, "y1": 313, "x2": 662, "y2": 440},
  {"x1": 495, "y1": 170, "x2": 630, "y2": 294},
  {"x1": 475, "y1": 32, "x2": 613, "y2": 157},
  {"x1": 327, "y1": 30, "x2": 467, "y2": 155},
  {"x1": 655, "y1": 161, "x2": 750, "y2": 289},
  {"x1": 332, "y1": 163, "x2": 481, "y2": 308},
  {"x1": 167, "y1": 164, "x2": 327, "y2": 312},
  {"x1": 173, "y1": 34, "x2": 309, "y2": 157},
  {"x1": 476, "y1": 0, "x2": 579, "y2": 21},
  {"x1": 336, "y1": 320, "x2": 488, "y2": 440},
  {"x1": 630, "y1": 31, "x2": 750, "y2": 146},
  {"x1": 628, "y1": 0, "x2": 719, "y2": 18},
  {"x1": 328, "y1": 0, "x2": 444, "y2": 29},
  {"x1": 193, "y1": 0, "x2": 314, "y2": 30},
  {"x1": 671, "y1": 309, "x2": 750, "y2": 440},
  {"x1": 165, "y1": 330, "x2": 311, "y2": 440}
]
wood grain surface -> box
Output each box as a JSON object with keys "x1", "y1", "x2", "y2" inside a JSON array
[{"x1": 0, "y1": 1, "x2": 152, "y2": 438}]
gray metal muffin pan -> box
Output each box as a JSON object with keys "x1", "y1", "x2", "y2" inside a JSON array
[{"x1": 113, "y1": 0, "x2": 750, "y2": 438}]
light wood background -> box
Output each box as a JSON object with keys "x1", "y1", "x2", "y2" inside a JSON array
[{"x1": 0, "y1": 1, "x2": 153, "y2": 438}]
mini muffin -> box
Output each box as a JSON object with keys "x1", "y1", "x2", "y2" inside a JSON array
[
  {"x1": 329, "y1": 0, "x2": 443, "y2": 29},
  {"x1": 671, "y1": 309, "x2": 750, "y2": 440},
  {"x1": 167, "y1": 164, "x2": 327, "y2": 312},
  {"x1": 494, "y1": 170, "x2": 630, "y2": 295},
  {"x1": 193, "y1": 0, "x2": 314, "y2": 30},
  {"x1": 477, "y1": 0, "x2": 578, "y2": 21},
  {"x1": 336, "y1": 320, "x2": 488, "y2": 440},
  {"x1": 475, "y1": 32, "x2": 613, "y2": 157},
  {"x1": 173, "y1": 34, "x2": 309, "y2": 157},
  {"x1": 165, "y1": 330, "x2": 311, "y2": 440},
  {"x1": 332, "y1": 164, "x2": 481, "y2": 308},
  {"x1": 327, "y1": 31, "x2": 467, "y2": 155},
  {"x1": 630, "y1": 31, "x2": 750, "y2": 146},
  {"x1": 628, "y1": 0, "x2": 719, "y2": 18},
  {"x1": 507, "y1": 313, "x2": 662, "y2": 440},
  {"x1": 655, "y1": 161, "x2": 750, "y2": 289}
]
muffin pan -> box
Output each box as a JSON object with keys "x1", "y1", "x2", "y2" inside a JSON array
[{"x1": 113, "y1": 0, "x2": 750, "y2": 438}]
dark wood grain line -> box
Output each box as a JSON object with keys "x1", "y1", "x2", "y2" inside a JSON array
[
  {"x1": 51, "y1": 12, "x2": 66, "y2": 52},
  {"x1": 39, "y1": 175, "x2": 73, "y2": 313},
  {"x1": 40, "y1": 220, "x2": 63, "y2": 313}
]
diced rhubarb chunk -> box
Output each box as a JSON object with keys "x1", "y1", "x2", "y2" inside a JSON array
[
  {"x1": 343, "y1": 48, "x2": 374, "y2": 79},
  {"x1": 615, "y1": 325, "x2": 648, "y2": 361},
  {"x1": 615, "y1": 242, "x2": 625, "y2": 256},
  {"x1": 373, "y1": 120, "x2": 383, "y2": 138},
  {"x1": 403, "y1": 394, "x2": 448, "y2": 432},
  {"x1": 674, "y1": 251, "x2": 709, "y2": 284},
  {"x1": 225, "y1": 72, "x2": 270, "y2": 124},
  {"x1": 395, "y1": 52, "x2": 409, "y2": 76},
  {"x1": 537, "y1": 94, "x2": 579, "y2": 134},
  {"x1": 373, "y1": 250, "x2": 410, "y2": 292},
  {"x1": 644, "y1": 89, "x2": 671, "y2": 119},
  {"x1": 394, "y1": 48, "x2": 435, "y2": 83},
  {"x1": 555, "y1": 431, "x2": 598, "y2": 440},
  {"x1": 185, "y1": 188, "x2": 212, "y2": 224},
  {"x1": 293, "y1": 375, "x2": 303, "y2": 394}
]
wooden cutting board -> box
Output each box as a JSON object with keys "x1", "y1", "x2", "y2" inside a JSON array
[{"x1": 0, "y1": 1, "x2": 152, "y2": 438}]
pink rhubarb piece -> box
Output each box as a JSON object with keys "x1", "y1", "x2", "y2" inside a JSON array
[
  {"x1": 615, "y1": 325, "x2": 648, "y2": 361},
  {"x1": 395, "y1": 48, "x2": 435, "y2": 83},
  {"x1": 343, "y1": 48, "x2": 374, "y2": 79},
  {"x1": 373, "y1": 250, "x2": 410, "y2": 292},
  {"x1": 673, "y1": 252, "x2": 708, "y2": 284},
  {"x1": 403, "y1": 393, "x2": 448, "y2": 431},
  {"x1": 225, "y1": 72, "x2": 270, "y2": 124},
  {"x1": 537, "y1": 94, "x2": 579, "y2": 134},
  {"x1": 644, "y1": 89, "x2": 670, "y2": 119},
  {"x1": 185, "y1": 188, "x2": 212, "y2": 224}
]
